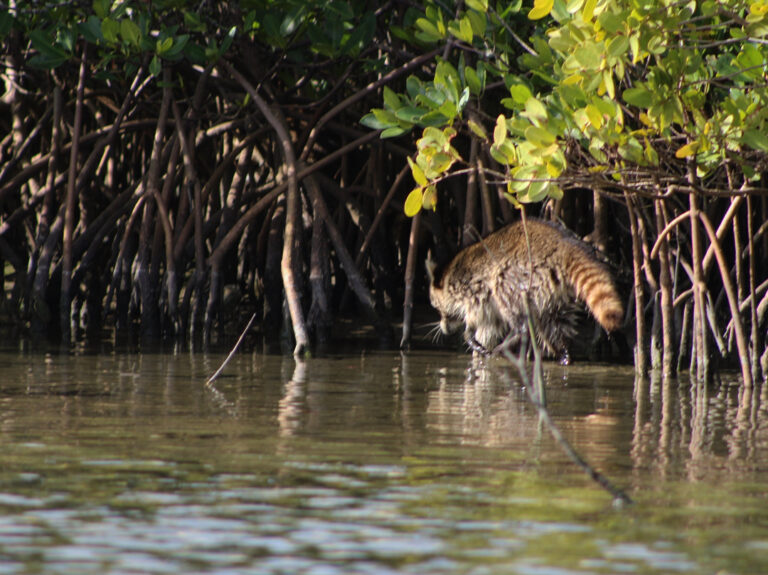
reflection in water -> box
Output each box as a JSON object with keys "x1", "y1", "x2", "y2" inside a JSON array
[
  {"x1": 267, "y1": 353, "x2": 766, "y2": 485},
  {"x1": 278, "y1": 358, "x2": 306, "y2": 436},
  {"x1": 1, "y1": 348, "x2": 767, "y2": 575},
  {"x1": 632, "y1": 371, "x2": 766, "y2": 482}
]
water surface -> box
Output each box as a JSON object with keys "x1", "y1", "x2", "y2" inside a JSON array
[{"x1": 0, "y1": 345, "x2": 766, "y2": 574}]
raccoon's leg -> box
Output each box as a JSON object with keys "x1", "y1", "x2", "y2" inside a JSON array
[
  {"x1": 540, "y1": 328, "x2": 571, "y2": 365},
  {"x1": 538, "y1": 301, "x2": 577, "y2": 364},
  {"x1": 463, "y1": 326, "x2": 492, "y2": 355},
  {"x1": 490, "y1": 325, "x2": 524, "y2": 356}
]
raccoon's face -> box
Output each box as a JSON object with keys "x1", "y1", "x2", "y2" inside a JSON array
[
  {"x1": 429, "y1": 286, "x2": 463, "y2": 335},
  {"x1": 426, "y1": 255, "x2": 464, "y2": 336}
]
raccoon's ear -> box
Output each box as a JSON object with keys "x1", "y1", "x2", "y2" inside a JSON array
[{"x1": 425, "y1": 250, "x2": 438, "y2": 285}]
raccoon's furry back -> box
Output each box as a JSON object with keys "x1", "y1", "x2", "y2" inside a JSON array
[{"x1": 427, "y1": 218, "x2": 624, "y2": 357}]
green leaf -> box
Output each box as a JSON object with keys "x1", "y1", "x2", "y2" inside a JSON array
[
  {"x1": 509, "y1": 83, "x2": 533, "y2": 105},
  {"x1": 360, "y1": 112, "x2": 390, "y2": 130},
  {"x1": 623, "y1": 86, "x2": 653, "y2": 108},
  {"x1": 406, "y1": 76, "x2": 424, "y2": 100},
  {"x1": 420, "y1": 111, "x2": 451, "y2": 127},
  {"x1": 404, "y1": 188, "x2": 424, "y2": 216},
  {"x1": 92, "y1": 0, "x2": 110, "y2": 19},
  {"x1": 149, "y1": 54, "x2": 162, "y2": 77},
  {"x1": 675, "y1": 141, "x2": 699, "y2": 158},
  {"x1": 523, "y1": 97, "x2": 548, "y2": 124},
  {"x1": 607, "y1": 35, "x2": 629, "y2": 60},
  {"x1": 581, "y1": 0, "x2": 597, "y2": 21},
  {"x1": 395, "y1": 106, "x2": 426, "y2": 123},
  {"x1": 78, "y1": 16, "x2": 103, "y2": 43},
  {"x1": 585, "y1": 104, "x2": 603, "y2": 129},
  {"x1": 574, "y1": 42, "x2": 602, "y2": 70},
  {"x1": 0, "y1": 10, "x2": 14, "y2": 40},
  {"x1": 415, "y1": 17, "x2": 443, "y2": 41},
  {"x1": 28, "y1": 29, "x2": 69, "y2": 68},
  {"x1": 493, "y1": 114, "x2": 507, "y2": 146},
  {"x1": 529, "y1": 0, "x2": 554, "y2": 20},
  {"x1": 371, "y1": 108, "x2": 400, "y2": 127},
  {"x1": 548, "y1": 184, "x2": 564, "y2": 200},
  {"x1": 381, "y1": 126, "x2": 408, "y2": 138},
  {"x1": 466, "y1": 0, "x2": 488, "y2": 12},
  {"x1": 383, "y1": 86, "x2": 402, "y2": 111},
  {"x1": 101, "y1": 17, "x2": 120, "y2": 43},
  {"x1": 184, "y1": 11, "x2": 206, "y2": 33},
  {"x1": 525, "y1": 125, "x2": 556, "y2": 147},
  {"x1": 468, "y1": 119, "x2": 488, "y2": 140},
  {"x1": 490, "y1": 140, "x2": 517, "y2": 165},
  {"x1": 220, "y1": 26, "x2": 236, "y2": 55},
  {"x1": 459, "y1": 15, "x2": 474, "y2": 43},
  {"x1": 521, "y1": 180, "x2": 550, "y2": 203},
  {"x1": 465, "y1": 66, "x2": 482, "y2": 95},
  {"x1": 408, "y1": 157, "x2": 429, "y2": 186},
  {"x1": 157, "y1": 36, "x2": 173, "y2": 54},
  {"x1": 466, "y1": 10, "x2": 487, "y2": 36},
  {"x1": 120, "y1": 19, "x2": 141, "y2": 47},
  {"x1": 281, "y1": 5, "x2": 306, "y2": 36},
  {"x1": 422, "y1": 185, "x2": 437, "y2": 210},
  {"x1": 742, "y1": 129, "x2": 768, "y2": 152}
]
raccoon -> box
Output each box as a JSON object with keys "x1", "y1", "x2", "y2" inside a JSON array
[{"x1": 426, "y1": 218, "x2": 623, "y2": 363}]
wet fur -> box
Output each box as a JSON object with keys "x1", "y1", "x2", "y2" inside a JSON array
[{"x1": 426, "y1": 218, "x2": 623, "y2": 361}]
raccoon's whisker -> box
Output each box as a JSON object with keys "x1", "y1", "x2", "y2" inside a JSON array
[{"x1": 426, "y1": 323, "x2": 443, "y2": 343}]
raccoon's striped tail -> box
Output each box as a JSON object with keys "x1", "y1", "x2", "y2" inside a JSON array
[{"x1": 567, "y1": 253, "x2": 624, "y2": 332}]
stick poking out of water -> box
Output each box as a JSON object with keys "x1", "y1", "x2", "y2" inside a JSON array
[
  {"x1": 205, "y1": 312, "x2": 257, "y2": 387},
  {"x1": 502, "y1": 300, "x2": 633, "y2": 508}
]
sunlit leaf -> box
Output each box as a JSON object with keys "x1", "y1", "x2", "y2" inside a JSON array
[
  {"x1": 493, "y1": 114, "x2": 507, "y2": 146},
  {"x1": 466, "y1": 10, "x2": 487, "y2": 36},
  {"x1": 528, "y1": 0, "x2": 554, "y2": 20},
  {"x1": 404, "y1": 188, "x2": 424, "y2": 216},
  {"x1": 466, "y1": 0, "x2": 488, "y2": 12},
  {"x1": 415, "y1": 17, "x2": 443, "y2": 41},
  {"x1": 468, "y1": 119, "x2": 488, "y2": 140},
  {"x1": 585, "y1": 104, "x2": 603, "y2": 129},
  {"x1": 742, "y1": 129, "x2": 768, "y2": 152},
  {"x1": 581, "y1": 0, "x2": 597, "y2": 22},
  {"x1": 509, "y1": 83, "x2": 533, "y2": 104},
  {"x1": 524, "y1": 97, "x2": 548, "y2": 123},
  {"x1": 422, "y1": 185, "x2": 438, "y2": 210},
  {"x1": 525, "y1": 125, "x2": 556, "y2": 147},
  {"x1": 408, "y1": 157, "x2": 429, "y2": 186}
]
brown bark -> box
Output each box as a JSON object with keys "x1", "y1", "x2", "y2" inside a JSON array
[
  {"x1": 305, "y1": 176, "x2": 386, "y2": 335},
  {"x1": 400, "y1": 210, "x2": 421, "y2": 350},
  {"x1": 223, "y1": 62, "x2": 309, "y2": 355},
  {"x1": 625, "y1": 193, "x2": 647, "y2": 375},
  {"x1": 654, "y1": 199, "x2": 675, "y2": 378},
  {"x1": 60, "y1": 46, "x2": 87, "y2": 337}
]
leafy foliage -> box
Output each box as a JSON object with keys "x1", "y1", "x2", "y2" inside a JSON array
[
  {"x1": 0, "y1": 1, "x2": 392, "y2": 342},
  {"x1": 363, "y1": 0, "x2": 768, "y2": 215}
]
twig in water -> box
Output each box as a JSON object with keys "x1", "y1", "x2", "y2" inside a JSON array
[
  {"x1": 502, "y1": 301, "x2": 633, "y2": 507},
  {"x1": 205, "y1": 312, "x2": 257, "y2": 387}
]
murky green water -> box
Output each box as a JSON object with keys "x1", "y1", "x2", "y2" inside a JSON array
[{"x1": 0, "y1": 343, "x2": 767, "y2": 574}]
